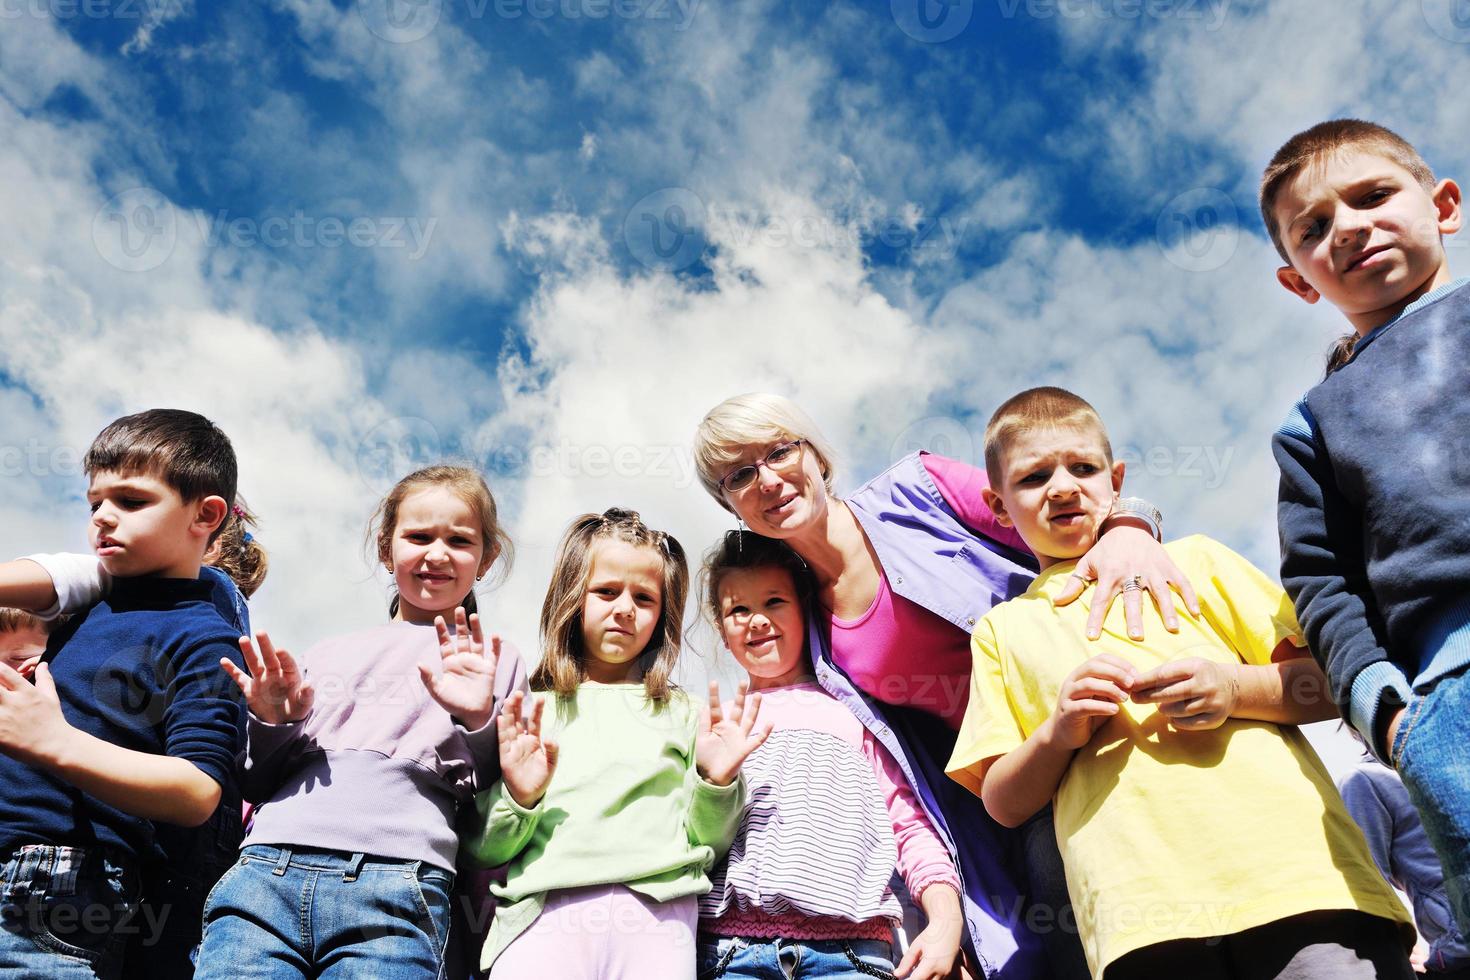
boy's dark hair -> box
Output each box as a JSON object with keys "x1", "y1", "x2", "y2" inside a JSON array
[
  {"x1": 1259, "y1": 119, "x2": 1435, "y2": 263},
  {"x1": 0, "y1": 607, "x2": 50, "y2": 635},
  {"x1": 84, "y1": 409, "x2": 237, "y2": 540},
  {"x1": 701, "y1": 530, "x2": 813, "y2": 628}
]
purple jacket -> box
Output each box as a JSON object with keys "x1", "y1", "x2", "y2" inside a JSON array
[{"x1": 805, "y1": 452, "x2": 1044, "y2": 979}]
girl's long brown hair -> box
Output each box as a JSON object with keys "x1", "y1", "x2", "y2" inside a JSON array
[
  {"x1": 367, "y1": 465, "x2": 514, "y2": 618},
  {"x1": 532, "y1": 508, "x2": 688, "y2": 704}
]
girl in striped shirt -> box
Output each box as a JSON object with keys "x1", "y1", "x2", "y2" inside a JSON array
[{"x1": 698, "y1": 531, "x2": 964, "y2": 980}]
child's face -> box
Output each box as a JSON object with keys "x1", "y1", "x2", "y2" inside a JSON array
[
  {"x1": 717, "y1": 565, "x2": 808, "y2": 688},
  {"x1": 982, "y1": 426, "x2": 1124, "y2": 570},
  {"x1": 0, "y1": 625, "x2": 47, "y2": 672},
  {"x1": 580, "y1": 539, "x2": 663, "y2": 683},
  {"x1": 88, "y1": 469, "x2": 222, "y2": 579},
  {"x1": 1273, "y1": 149, "x2": 1461, "y2": 333},
  {"x1": 389, "y1": 486, "x2": 493, "y2": 624}
]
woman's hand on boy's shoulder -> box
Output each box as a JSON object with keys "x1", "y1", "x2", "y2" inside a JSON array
[{"x1": 1054, "y1": 526, "x2": 1201, "y2": 640}]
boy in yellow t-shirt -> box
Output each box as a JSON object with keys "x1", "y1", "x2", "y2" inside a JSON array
[{"x1": 946, "y1": 386, "x2": 1413, "y2": 980}]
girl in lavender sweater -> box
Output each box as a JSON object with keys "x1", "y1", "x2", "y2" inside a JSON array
[
  {"x1": 195, "y1": 465, "x2": 527, "y2": 979},
  {"x1": 697, "y1": 531, "x2": 964, "y2": 980}
]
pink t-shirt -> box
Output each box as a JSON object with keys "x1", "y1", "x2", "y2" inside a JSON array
[{"x1": 825, "y1": 454, "x2": 1029, "y2": 730}]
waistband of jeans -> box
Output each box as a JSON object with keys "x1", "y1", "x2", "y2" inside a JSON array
[
  {"x1": 699, "y1": 934, "x2": 893, "y2": 956},
  {"x1": 239, "y1": 844, "x2": 446, "y2": 875}
]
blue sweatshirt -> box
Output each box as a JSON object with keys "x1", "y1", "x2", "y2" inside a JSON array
[
  {"x1": 0, "y1": 576, "x2": 246, "y2": 862},
  {"x1": 1273, "y1": 277, "x2": 1470, "y2": 757}
]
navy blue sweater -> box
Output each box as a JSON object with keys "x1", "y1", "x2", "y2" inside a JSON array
[
  {"x1": 0, "y1": 575, "x2": 246, "y2": 862},
  {"x1": 1274, "y1": 277, "x2": 1470, "y2": 758}
]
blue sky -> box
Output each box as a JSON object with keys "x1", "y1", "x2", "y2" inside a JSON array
[{"x1": 3, "y1": 1, "x2": 1469, "y2": 766}]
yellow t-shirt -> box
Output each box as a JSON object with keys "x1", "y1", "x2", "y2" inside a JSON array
[{"x1": 946, "y1": 535, "x2": 1410, "y2": 978}]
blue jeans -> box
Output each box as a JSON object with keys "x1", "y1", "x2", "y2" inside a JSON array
[
  {"x1": 194, "y1": 845, "x2": 453, "y2": 979},
  {"x1": 1395, "y1": 669, "x2": 1470, "y2": 934},
  {"x1": 697, "y1": 935, "x2": 897, "y2": 979},
  {"x1": 0, "y1": 844, "x2": 141, "y2": 979}
]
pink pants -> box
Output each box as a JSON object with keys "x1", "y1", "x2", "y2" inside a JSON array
[{"x1": 490, "y1": 884, "x2": 698, "y2": 980}]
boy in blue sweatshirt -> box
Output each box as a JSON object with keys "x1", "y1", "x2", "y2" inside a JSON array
[
  {"x1": 1262, "y1": 118, "x2": 1469, "y2": 931},
  {"x1": 0, "y1": 408, "x2": 246, "y2": 978}
]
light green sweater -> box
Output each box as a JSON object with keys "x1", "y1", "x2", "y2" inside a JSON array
[{"x1": 466, "y1": 684, "x2": 744, "y2": 971}]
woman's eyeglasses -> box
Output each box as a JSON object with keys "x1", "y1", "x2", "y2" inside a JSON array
[{"x1": 718, "y1": 440, "x2": 805, "y2": 493}]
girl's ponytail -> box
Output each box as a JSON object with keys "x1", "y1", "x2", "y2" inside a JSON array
[{"x1": 207, "y1": 496, "x2": 269, "y2": 598}]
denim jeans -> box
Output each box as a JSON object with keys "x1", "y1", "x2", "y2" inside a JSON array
[
  {"x1": 697, "y1": 935, "x2": 897, "y2": 979},
  {"x1": 194, "y1": 845, "x2": 453, "y2": 980},
  {"x1": 1395, "y1": 669, "x2": 1470, "y2": 934},
  {"x1": 0, "y1": 844, "x2": 141, "y2": 980}
]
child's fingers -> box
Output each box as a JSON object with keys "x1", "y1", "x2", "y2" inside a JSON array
[
  {"x1": 484, "y1": 631, "x2": 502, "y2": 675},
  {"x1": 255, "y1": 632, "x2": 282, "y2": 677},
  {"x1": 528, "y1": 695, "x2": 545, "y2": 740},
  {"x1": 1131, "y1": 658, "x2": 1197, "y2": 692},
  {"x1": 706, "y1": 681, "x2": 724, "y2": 726},
  {"x1": 1067, "y1": 698, "x2": 1121, "y2": 717},
  {"x1": 468, "y1": 613, "x2": 486, "y2": 655},
  {"x1": 455, "y1": 607, "x2": 470, "y2": 655},
  {"x1": 237, "y1": 635, "x2": 265, "y2": 677},
  {"x1": 434, "y1": 615, "x2": 452, "y2": 655},
  {"x1": 220, "y1": 657, "x2": 251, "y2": 695},
  {"x1": 1068, "y1": 680, "x2": 1128, "y2": 705},
  {"x1": 542, "y1": 737, "x2": 559, "y2": 772},
  {"x1": 894, "y1": 939, "x2": 921, "y2": 977},
  {"x1": 738, "y1": 690, "x2": 762, "y2": 735},
  {"x1": 1157, "y1": 695, "x2": 1211, "y2": 718}
]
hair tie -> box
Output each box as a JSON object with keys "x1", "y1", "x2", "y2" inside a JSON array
[
  {"x1": 232, "y1": 505, "x2": 246, "y2": 519},
  {"x1": 242, "y1": 531, "x2": 254, "y2": 544}
]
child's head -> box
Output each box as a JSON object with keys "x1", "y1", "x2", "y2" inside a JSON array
[
  {"x1": 702, "y1": 530, "x2": 812, "y2": 687},
  {"x1": 0, "y1": 607, "x2": 50, "y2": 674},
  {"x1": 1260, "y1": 119, "x2": 1461, "y2": 335},
  {"x1": 83, "y1": 409, "x2": 237, "y2": 579},
  {"x1": 533, "y1": 508, "x2": 688, "y2": 702},
  {"x1": 982, "y1": 387, "x2": 1123, "y2": 569},
  {"x1": 369, "y1": 465, "x2": 513, "y2": 624},
  {"x1": 203, "y1": 495, "x2": 269, "y2": 599}
]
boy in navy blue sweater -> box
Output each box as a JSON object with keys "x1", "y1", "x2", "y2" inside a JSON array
[
  {"x1": 0, "y1": 409, "x2": 246, "y2": 978},
  {"x1": 1261, "y1": 119, "x2": 1470, "y2": 932}
]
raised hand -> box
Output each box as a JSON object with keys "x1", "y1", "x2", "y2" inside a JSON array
[
  {"x1": 1131, "y1": 657, "x2": 1240, "y2": 731},
  {"x1": 420, "y1": 607, "x2": 501, "y2": 731},
  {"x1": 695, "y1": 681, "x2": 772, "y2": 787},
  {"x1": 497, "y1": 691, "x2": 558, "y2": 809},
  {"x1": 1049, "y1": 654, "x2": 1135, "y2": 751},
  {"x1": 222, "y1": 632, "x2": 314, "y2": 725}
]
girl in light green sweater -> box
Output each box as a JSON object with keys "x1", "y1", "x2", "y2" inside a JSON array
[{"x1": 468, "y1": 509, "x2": 770, "y2": 979}]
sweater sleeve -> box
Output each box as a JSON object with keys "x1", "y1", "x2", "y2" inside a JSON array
[
  {"x1": 158, "y1": 630, "x2": 248, "y2": 791},
  {"x1": 465, "y1": 782, "x2": 543, "y2": 868},
  {"x1": 921, "y1": 454, "x2": 1031, "y2": 555},
  {"x1": 1337, "y1": 767, "x2": 1395, "y2": 884},
  {"x1": 863, "y1": 728, "x2": 960, "y2": 902},
  {"x1": 240, "y1": 712, "x2": 309, "y2": 804},
  {"x1": 686, "y1": 769, "x2": 744, "y2": 859},
  {"x1": 1273, "y1": 401, "x2": 1410, "y2": 759}
]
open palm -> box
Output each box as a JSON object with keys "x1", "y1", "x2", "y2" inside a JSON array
[
  {"x1": 223, "y1": 632, "x2": 314, "y2": 725},
  {"x1": 497, "y1": 691, "x2": 558, "y2": 808},
  {"x1": 420, "y1": 607, "x2": 501, "y2": 731},
  {"x1": 695, "y1": 681, "x2": 771, "y2": 787}
]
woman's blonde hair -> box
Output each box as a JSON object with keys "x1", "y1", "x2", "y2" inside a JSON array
[
  {"x1": 532, "y1": 508, "x2": 688, "y2": 704},
  {"x1": 367, "y1": 465, "x2": 514, "y2": 618},
  {"x1": 204, "y1": 494, "x2": 269, "y2": 599},
  {"x1": 693, "y1": 393, "x2": 839, "y2": 512}
]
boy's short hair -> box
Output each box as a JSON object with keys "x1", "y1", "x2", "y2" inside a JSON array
[
  {"x1": 984, "y1": 387, "x2": 1112, "y2": 486},
  {"x1": 0, "y1": 607, "x2": 50, "y2": 635},
  {"x1": 1259, "y1": 119, "x2": 1436, "y2": 262},
  {"x1": 84, "y1": 409, "x2": 238, "y2": 521}
]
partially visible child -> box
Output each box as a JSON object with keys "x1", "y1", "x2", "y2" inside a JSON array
[
  {"x1": 946, "y1": 387, "x2": 1413, "y2": 980},
  {"x1": 467, "y1": 508, "x2": 768, "y2": 980},
  {"x1": 0, "y1": 408, "x2": 248, "y2": 978},
  {"x1": 697, "y1": 530, "x2": 963, "y2": 980},
  {"x1": 193, "y1": 465, "x2": 526, "y2": 979},
  {"x1": 1338, "y1": 732, "x2": 1470, "y2": 978},
  {"x1": 1262, "y1": 118, "x2": 1470, "y2": 932},
  {"x1": 0, "y1": 607, "x2": 49, "y2": 677}
]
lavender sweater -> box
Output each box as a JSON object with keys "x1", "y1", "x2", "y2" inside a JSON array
[{"x1": 241, "y1": 621, "x2": 527, "y2": 870}]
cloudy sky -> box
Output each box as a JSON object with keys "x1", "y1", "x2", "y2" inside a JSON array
[{"x1": 3, "y1": 0, "x2": 1466, "y2": 771}]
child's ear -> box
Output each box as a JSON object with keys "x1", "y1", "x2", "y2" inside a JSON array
[
  {"x1": 1276, "y1": 265, "x2": 1320, "y2": 304},
  {"x1": 196, "y1": 495, "x2": 228, "y2": 539},
  {"x1": 981, "y1": 487, "x2": 1013, "y2": 528},
  {"x1": 1111, "y1": 459, "x2": 1125, "y2": 494},
  {"x1": 1434, "y1": 178, "x2": 1463, "y2": 235}
]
